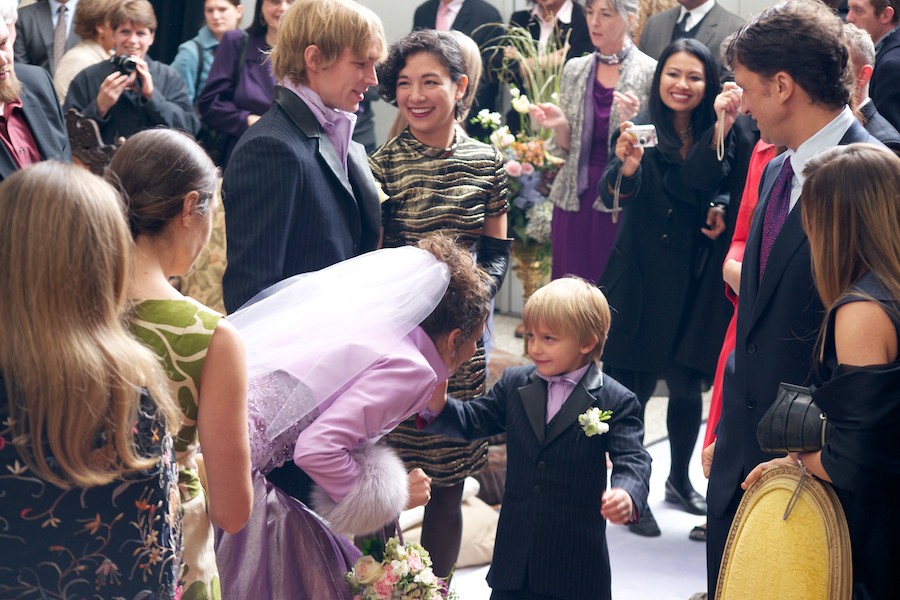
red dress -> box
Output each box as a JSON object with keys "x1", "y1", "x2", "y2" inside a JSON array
[{"x1": 703, "y1": 141, "x2": 777, "y2": 448}]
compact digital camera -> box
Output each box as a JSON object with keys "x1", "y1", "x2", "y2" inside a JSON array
[
  {"x1": 626, "y1": 124, "x2": 658, "y2": 148},
  {"x1": 110, "y1": 54, "x2": 138, "y2": 76}
]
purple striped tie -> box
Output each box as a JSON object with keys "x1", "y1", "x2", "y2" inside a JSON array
[{"x1": 758, "y1": 157, "x2": 794, "y2": 283}]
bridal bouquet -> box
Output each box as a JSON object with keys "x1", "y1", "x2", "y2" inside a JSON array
[{"x1": 346, "y1": 536, "x2": 456, "y2": 600}]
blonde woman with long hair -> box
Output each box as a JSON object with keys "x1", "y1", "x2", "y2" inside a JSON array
[
  {"x1": 742, "y1": 143, "x2": 900, "y2": 599},
  {"x1": 0, "y1": 162, "x2": 183, "y2": 598}
]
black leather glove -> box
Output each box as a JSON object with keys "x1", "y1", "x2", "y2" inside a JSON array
[{"x1": 476, "y1": 235, "x2": 512, "y2": 297}]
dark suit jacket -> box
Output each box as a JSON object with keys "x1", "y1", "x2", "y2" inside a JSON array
[
  {"x1": 871, "y1": 27, "x2": 900, "y2": 132},
  {"x1": 708, "y1": 120, "x2": 881, "y2": 518},
  {"x1": 509, "y1": 2, "x2": 594, "y2": 62},
  {"x1": 860, "y1": 98, "x2": 900, "y2": 153},
  {"x1": 638, "y1": 3, "x2": 744, "y2": 78},
  {"x1": 14, "y1": 0, "x2": 80, "y2": 74},
  {"x1": 0, "y1": 64, "x2": 71, "y2": 181},
  {"x1": 221, "y1": 87, "x2": 381, "y2": 313},
  {"x1": 413, "y1": 0, "x2": 503, "y2": 120},
  {"x1": 428, "y1": 364, "x2": 650, "y2": 600},
  {"x1": 64, "y1": 58, "x2": 199, "y2": 143}
]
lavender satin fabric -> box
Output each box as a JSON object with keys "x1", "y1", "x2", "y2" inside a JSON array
[{"x1": 215, "y1": 471, "x2": 360, "y2": 599}]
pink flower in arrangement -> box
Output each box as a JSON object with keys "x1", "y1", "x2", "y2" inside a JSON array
[
  {"x1": 505, "y1": 160, "x2": 523, "y2": 177},
  {"x1": 373, "y1": 576, "x2": 394, "y2": 600},
  {"x1": 521, "y1": 162, "x2": 535, "y2": 175},
  {"x1": 407, "y1": 553, "x2": 424, "y2": 572}
]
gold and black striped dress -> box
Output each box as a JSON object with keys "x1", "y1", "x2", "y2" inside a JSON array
[{"x1": 369, "y1": 129, "x2": 509, "y2": 486}]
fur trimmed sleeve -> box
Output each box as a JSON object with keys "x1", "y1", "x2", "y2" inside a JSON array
[{"x1": 308, "y1": 444, "x2": 409, "y2": 536}]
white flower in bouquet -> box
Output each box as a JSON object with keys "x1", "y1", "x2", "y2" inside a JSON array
[
  {"x1": 524, "y1": 201, "x2": 553, "y2": 244},
  {"x1": 489, "y1": 126, "x2": 515, "y2": 149},
  {"x1": 579, "y1": 407, "x2": 613, "y2": 437},
  {"x1": 510, "y1": 92, "x2": 532, "y2": 115},
  {"x1": 473, "y1": 108, "x2": 502, "y2": 129}
]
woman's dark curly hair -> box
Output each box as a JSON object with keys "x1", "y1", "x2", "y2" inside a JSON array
[
  {"x1": 417, "y1": 233, "x2": 492, "y2": 348},
  {"x1": 647, "y1": 38, "x2": 720, "y2": 156},
  {"x1": 376, "y1": 29, "x2": 470, "y2": 121}
]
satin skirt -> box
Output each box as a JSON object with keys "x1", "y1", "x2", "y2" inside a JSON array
[{"x1": 215, "y1": 471, "x2": 361, "y2": 599}]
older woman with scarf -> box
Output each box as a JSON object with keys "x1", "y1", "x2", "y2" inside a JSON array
[{"x1": 530, "y1": 0, "x2": 656, "y2": 283}]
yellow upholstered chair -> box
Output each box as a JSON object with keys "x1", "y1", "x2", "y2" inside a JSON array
[{"x1": 716, "y1": 465, "x2": 852, "y2": 600}]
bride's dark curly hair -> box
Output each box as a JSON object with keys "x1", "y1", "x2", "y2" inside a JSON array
[{"x1": 417, "y1": 233, "x2": 492, "y2": 348}]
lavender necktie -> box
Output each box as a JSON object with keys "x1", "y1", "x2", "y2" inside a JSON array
[{"x1": 758, "y1": 156, "x2": 794, "y2": 283}]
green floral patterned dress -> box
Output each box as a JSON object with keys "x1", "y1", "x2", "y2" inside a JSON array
[{"x1": 131, "y1": 298, "x2": 223, "y2": 600}]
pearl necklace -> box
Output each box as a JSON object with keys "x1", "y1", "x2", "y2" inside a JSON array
[{"x1": 596, "y1": 37, "x2": 633, "y2": 66}]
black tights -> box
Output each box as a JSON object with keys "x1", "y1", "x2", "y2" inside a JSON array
[
  {"x1": 605, "y1": 363, "x2": 703, "y2": 494},
  {"x1": 419, "y1": 481, "x2": 464, "y2": 578}
]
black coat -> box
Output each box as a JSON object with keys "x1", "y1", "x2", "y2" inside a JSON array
[
  {"x1": 597, "y1": 122, "x2": 728, "y2": 375},
  {"x1": 0, "y1": 64, "x2": 71, "y2": 181},
  {"x1": 860, "y1": 99, "x2": 900, "y2": 153},
  {"x1": 428, "y1": 364, "x2": 650, "y2": 600},
  {"x1": 64, "y1": 57, "x2": 199, "y2": 143},
  {"x1": 678, "y1": 116, "x2": 759, "y2": 376},
  {"x1": 870, "y1": 27, "x2": 900, "y2": 132}
]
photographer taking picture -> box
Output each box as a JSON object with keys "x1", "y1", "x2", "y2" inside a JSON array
[{"x1": 64, "y1": 0, "x2": 198, "y2": 143}]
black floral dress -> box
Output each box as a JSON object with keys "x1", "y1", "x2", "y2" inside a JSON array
[{"x1": 0, "y1": 378, "x2": 182, "y2": 600}]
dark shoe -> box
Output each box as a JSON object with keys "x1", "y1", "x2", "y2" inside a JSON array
[
  {"x1": 628, "y1": 507, "x2": 661, "y2": 537},
  {"x1": 664, "y1": 479, "x2": 707, "y2": 515},
  {"x1": 689, "y1": 523, "x2": 707, "y2": 542}
]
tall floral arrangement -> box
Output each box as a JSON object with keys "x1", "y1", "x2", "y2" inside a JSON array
[{"x1": 473, "y1": 24, "x2": 570, "y2": 293}]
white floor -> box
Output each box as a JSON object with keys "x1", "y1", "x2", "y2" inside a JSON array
[{"x1": 450, "y1": 434, "x2": 710, "y2": 599}]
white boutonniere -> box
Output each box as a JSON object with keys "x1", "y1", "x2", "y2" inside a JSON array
[{"x1": 578, "y1": 407, "x2": 613, "y2": 437}]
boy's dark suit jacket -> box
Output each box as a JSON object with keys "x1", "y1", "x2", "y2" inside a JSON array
[
  {"x1": 428, "y1": 364, "x2": 650, "y2": 600},
  {"x1": 0, "y1": 64, "x2": 71, "y2": 181},
  {"x1": 221, "y1": 87, "x2": 381, "y2": 312},
  {"x1": 707, "y1": 120, "x2": 882, "y2": 593}
]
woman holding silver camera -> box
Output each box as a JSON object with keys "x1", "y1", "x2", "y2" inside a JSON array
[{"x1": 596, "y1": 38, "x2": 734, "y2": 536}]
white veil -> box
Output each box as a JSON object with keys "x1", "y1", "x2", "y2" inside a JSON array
[{"x1": 227, "y1": 246, "x2": 450, "y2": 470}]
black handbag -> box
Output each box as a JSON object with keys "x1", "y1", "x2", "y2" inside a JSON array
[{"x1": 756, "y1": 382, "x2": 830, "y2": 453}]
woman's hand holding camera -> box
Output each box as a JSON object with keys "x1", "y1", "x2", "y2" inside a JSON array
[
  {"x1": 96, "y1": 56, "x2": 154, "y2": 116},
  {"x1": 616, "y1": 121, "x2": 645, "y2": 177}
]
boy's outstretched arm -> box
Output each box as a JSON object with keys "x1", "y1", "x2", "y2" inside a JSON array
[{"x1": 420, "y1": 367, "x2": 519, "y2": 440}]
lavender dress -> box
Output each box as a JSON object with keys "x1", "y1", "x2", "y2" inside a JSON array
[{"x1": 551, "y1": 83, "x2": 618, "y2": 283}]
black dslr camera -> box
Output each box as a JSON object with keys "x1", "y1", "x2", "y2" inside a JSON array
[{"x1": 110, "y1": 54, "x2": 138, "y2": 76}]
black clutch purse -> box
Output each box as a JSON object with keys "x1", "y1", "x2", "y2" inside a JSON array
[{"x1": 757, "y1": 383, "x2": 830, "y2": 453}]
